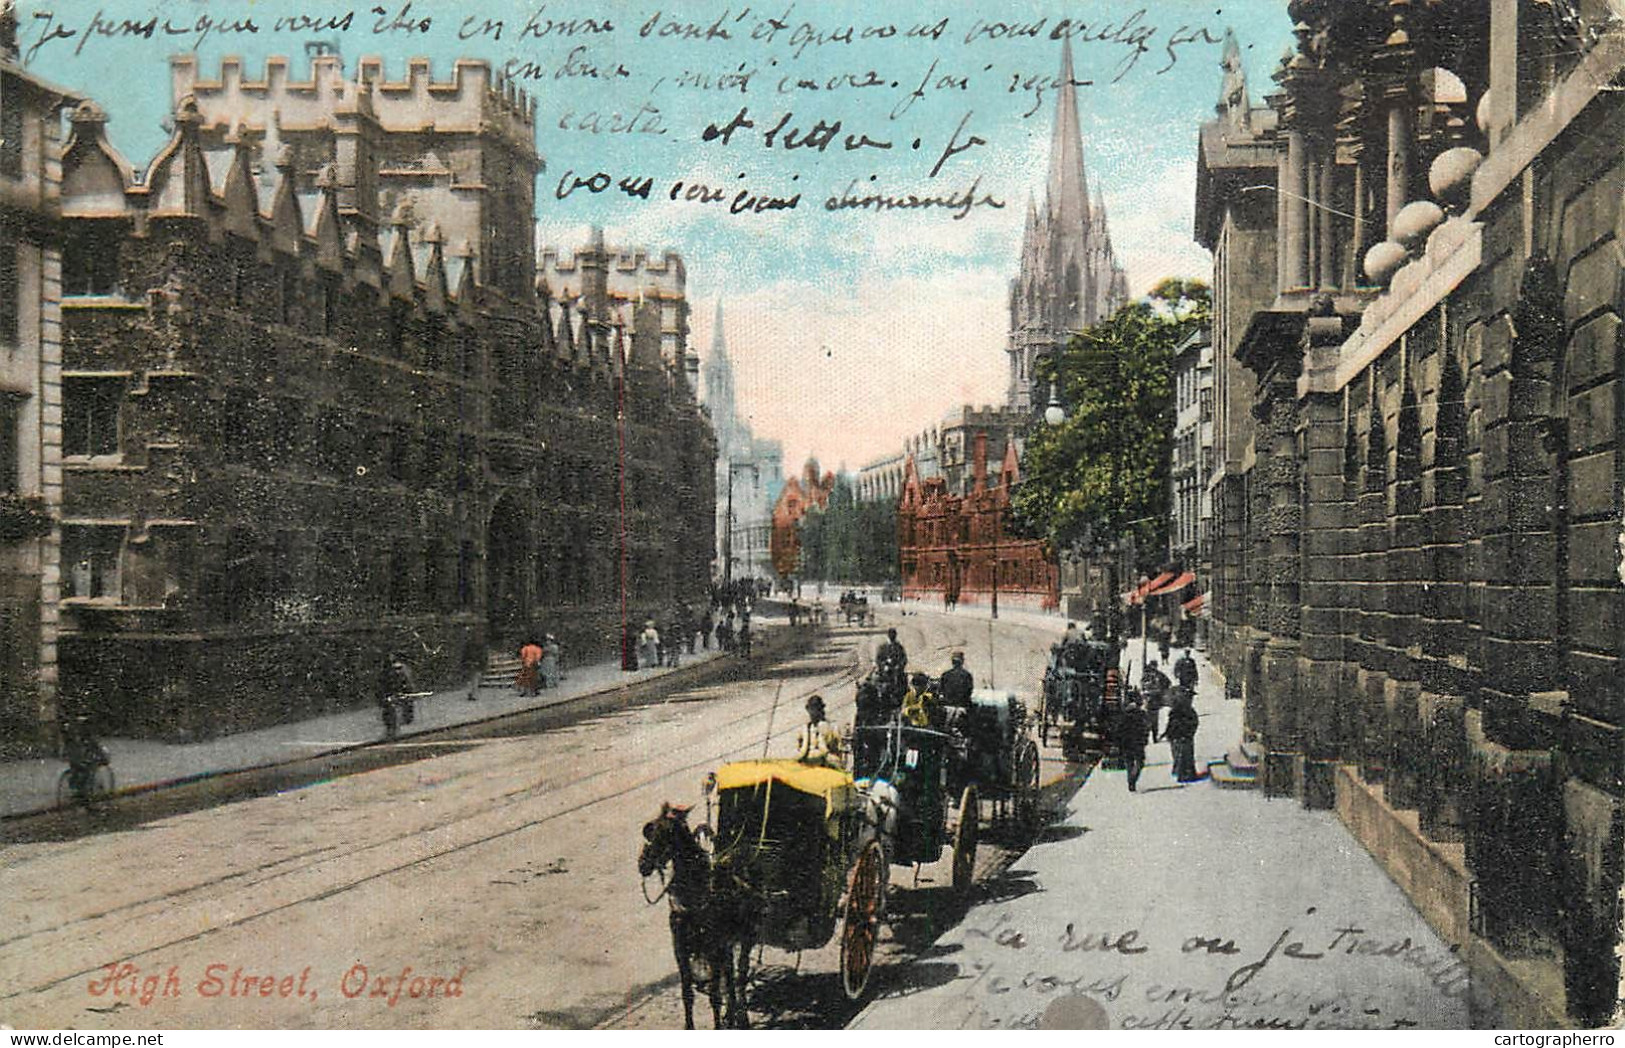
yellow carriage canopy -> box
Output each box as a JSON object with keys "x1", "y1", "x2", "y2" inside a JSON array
[{"x1": 715, "y1": 759, "x2": 858, "y2": 820}]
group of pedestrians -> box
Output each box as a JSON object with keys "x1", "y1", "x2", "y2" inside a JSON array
[
  {"x1": 515, "y1": 635, "x2": 563, "y2": 695},
  {"x1": 1114, "y1": 648, "x2": 1203, "y2": 792}
]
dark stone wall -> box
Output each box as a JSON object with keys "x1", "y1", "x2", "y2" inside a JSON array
[{"x1": 57, "y1": 216, "x2": 715, "y2": 740}]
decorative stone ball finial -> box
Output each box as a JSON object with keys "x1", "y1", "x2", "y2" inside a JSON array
[
  {"x1": 1429, "y1": 146, "x2": 1483, "y2": 210},
  {"x1": 1391, "y1": 200, "x2": 1445, "y2": 250},
  {"x1": 1363, "y1": 241, "x2": 1408, "y2": 286}
]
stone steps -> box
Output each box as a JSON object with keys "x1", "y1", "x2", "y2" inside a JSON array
[
  {"x1": 1207, "y1": 737, "x2": 1261, "y2": 789},
  {"x1": 479, "y1": 656, "x2": 524, "y2": 689}
]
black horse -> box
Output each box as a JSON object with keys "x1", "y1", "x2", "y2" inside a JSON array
[{"x1": 639, "y1": 803, "x2": 756, "y2": 1029}]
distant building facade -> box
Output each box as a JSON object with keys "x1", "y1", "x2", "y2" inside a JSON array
[
  {"x1": 1195, "y1": 6, "x2": 1625, "y2": 1027},
  {"x1": 25, "y1": 54, "x2": 714, "y2": 746},
  {"x1": 1168, "y1": 327, "x2": 1214, "y2": 587},
  {"x1": 1006, "y1": 39, "x2": 1129, "y2": 412},
  {"x1": 699, "y1": 300, "x2": 782, "y2": 581},
  {"x1": 770, "y1": 458, "x2": 833, "y2": 578},
  {"x1": 897, "y1": 433, "x2": 1057, "y2": 611},
  {"x1": 0, "y1": 19, "x2": 80, "y2": 753},
  {"x1": 539, "y1": 236, "x2": 698, "y2": 389}
]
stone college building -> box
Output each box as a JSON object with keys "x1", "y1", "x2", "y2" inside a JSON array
[
  {"x1": 0, "y1": 45, "x2": 715, "y2": 749},
  {"x1": 1196, "y1": 1, "x2": 1625, "y2": 1026}
]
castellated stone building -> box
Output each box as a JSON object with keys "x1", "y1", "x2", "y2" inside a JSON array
[
  {"x1": 1006, "y1": 39, "x2": 1130, "y2": 412},
  {"x1": 12, "y1": 53, "x2": 714, "y2": 747},
  {"x1": 1196, "y1": 3, "x2": 1624, "y2": 1026}
]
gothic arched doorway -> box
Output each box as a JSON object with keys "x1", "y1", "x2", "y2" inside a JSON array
[{"x1": 485, "y1": 494, "x2": 532, "y2": 643}]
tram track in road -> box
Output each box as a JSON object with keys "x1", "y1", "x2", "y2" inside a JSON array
[{"x1": 0, "y1": 641, "x2": 869, "y2": 1002}]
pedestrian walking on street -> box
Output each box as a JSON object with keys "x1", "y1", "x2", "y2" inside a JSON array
[
  {"x1": 1174, "y1": 649, "x2": 1198, "y2": 692},
  {"x1": 1114, "y1": 698, "x2": 1151, "y2": 792},
  {"x1": 638, "y1": 620, "x2": 661, "y2": 670},
  {"x1": 737, "y1": 618, "x2": 752, "y2": 657},
  {"x1": 1141, "y1": 660, "x2": 1171, "y2": 742},
  {"x1": 700, "y1": 608, "x2": 714, "y2": 650},
  {"x1": 1165, "y1": 690, "x2": 1202, "y2": 783},
  {"x1": 516, "y1": 638, "x2": 543, "y2": 697},
  {"x1": 540, "y1": 634, "x2": 561, "y2": 688}
]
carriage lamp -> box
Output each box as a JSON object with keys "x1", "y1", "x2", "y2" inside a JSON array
[{"x1": 1044, "y1": 380, "x2": 1065, "y2": 426}]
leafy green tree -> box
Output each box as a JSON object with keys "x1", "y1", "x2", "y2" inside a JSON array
[
  {"x1": 797, "y1": 476, "x2": 899, "y2": 583},
  {"x1": 1013, "y1": 280, "x2": 1210, "y2": 572}
]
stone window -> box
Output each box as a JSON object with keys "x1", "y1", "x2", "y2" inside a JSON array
[
  {"x1": 0, "y1": 233, "x2": 16, "y2": 346},
  {"x1": 423, "y1": 537, "x2": 445, "y2": 610},
  {"x1": 220, "y1": 526, "x2": 268, "y2": 623},
  {"x1": 0, "y1": 92, "x2": 22, "y2": 179},
  {"x1": 62, "y1": 524, "x2": 124, "y2": 600},
  {"x1": 62, "y1": 376, "x2": 122, "y2": 457},
  {"x1": 0, "y1": 395, "x2": 18, "y2": 493},
  {"x1": 457, "y1": 540, "x2": 477, "y2": 610},
  {"x1": 62, "y1": 228, "x2": 120, "y2": 296},
  {"x1": 386, "y1": 301, "x2": 408, "y2": 359},
  {"x1": 386, "y1": 540, "x2": 413, "y2": 611},
  {"x1": 221, "y1": 387, "x2": 259, "y2": 465},
  {"x1": 279, "y1": 267, "x2": 298, "y2": 327},
  {"x1": 387, "y1": 422, "x2": 416, "y2": 484}
]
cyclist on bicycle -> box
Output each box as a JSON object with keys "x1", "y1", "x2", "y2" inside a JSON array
[
  {"x1": 377, "y1": 654, "x2": 417, "y2": 736},
  {"x1": 62, "y1": 716, "x2": 109, "y2": 809}
]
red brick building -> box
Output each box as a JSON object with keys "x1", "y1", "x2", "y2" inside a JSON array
[
  {"x1": 769, "y1": 458, "x2": 833, "y2": 578},
  {"x1": 898, "y1": 434, "x2": 1057, "y2": 611}
]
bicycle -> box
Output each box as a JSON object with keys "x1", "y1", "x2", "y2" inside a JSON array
[{"x1": 56, "y1": 758, "x2": 115, "y2": 811}]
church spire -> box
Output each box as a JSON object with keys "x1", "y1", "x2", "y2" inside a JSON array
[
  {"x1": 1045, "y1": 35, "x2": 1090, "y2": 236},
  {"x1": 710, "y1": 297, "x2": 728, "y2": 361}
]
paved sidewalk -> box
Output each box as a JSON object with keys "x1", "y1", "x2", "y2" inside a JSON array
[
  {"x1": 853, "y1": 648, "x2": 1479, "y2": 1031},
  {"x1": 0, "y1": 621, "x2": 785, "y2": 819}
]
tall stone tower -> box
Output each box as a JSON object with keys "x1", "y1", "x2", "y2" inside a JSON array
[
  {"x1": 1006, "y1": 38, "x2": 1130, "y2": 412},
  {"x1": 701, "y1": 300, "x2": 782, "y2": 579}
]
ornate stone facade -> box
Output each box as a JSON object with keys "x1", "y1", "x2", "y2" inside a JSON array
[
  {"x1": 1196, "y1": 2, "x2": 1624, "y2": 1026},
  {"x1": 1007, "y1": 39, "x2": 1129, "y2": 412},
  {"x1": 36, "y1": 55, "x2": 714, "y2": 744},
  {"x1": 0, "y1": 16, "x2": 81, "y2": 754}
]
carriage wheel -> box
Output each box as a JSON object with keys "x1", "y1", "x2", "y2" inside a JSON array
[
  {"x1": 1014, "y1": 740, "x2": 1042, "y2": 834},
  {"x1": 840, "y1": 839, "x2": 886, "y2": 1000},
  {"x1": 952, "y1": 786, "x2": 979, "y2": 896}
]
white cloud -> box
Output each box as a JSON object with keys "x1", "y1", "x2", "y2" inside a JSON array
[{"x1": 692, "y1": 268, "x2": 1009, "y2": 473}]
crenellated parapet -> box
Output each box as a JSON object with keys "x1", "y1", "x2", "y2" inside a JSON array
[{"x1": 173, "y1": 54, "x2": 536, "y2": 148}]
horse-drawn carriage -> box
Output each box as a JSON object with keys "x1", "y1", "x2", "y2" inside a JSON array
[
  {"x1": 948, "y1": 689, "x2": 1043, "y2": 833},
  {"x1": 838, "y1": 591, "x2": 872, "y2": 626},
  {"x1": 1041, "y1": 638, "x2": 1124, "y2": 757},
  {"x1": 638, "y1": 753, "x2": 928, "y2": 1026}
]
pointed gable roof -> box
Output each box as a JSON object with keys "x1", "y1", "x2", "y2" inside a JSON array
[
  {"x1": 60, "y1": 101, "x2": 134, "y2": 215},
  {"x1": 146, "y1": 96, "x2": 211, "y2": 216}
]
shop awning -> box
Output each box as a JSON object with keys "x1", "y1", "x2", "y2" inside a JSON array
[
  {"x1": 1123, "y1": 571, "x2": 1176, "y2": 606},
  {"x1": 1148, "y1": 571, "x2": 1196, "y2": 597},
  {"x1": 1182, "y1": 591, "x2": 1209, "y2": 618}
]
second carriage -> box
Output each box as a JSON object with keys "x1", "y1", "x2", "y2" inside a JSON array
[{"x1": 1041, "y1": 637, "x2": 1125, "y2": 758}]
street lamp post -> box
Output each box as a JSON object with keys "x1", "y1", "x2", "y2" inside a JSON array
[
  {"x1": 990, "y1": 494, "x2": 999, "y2": 621},
  {"x1": 724, "y1": 459, "x2": 735, "y2": 586},
  {"x1": 615, "y1": 323, "x2": 636, "y2": 672}
]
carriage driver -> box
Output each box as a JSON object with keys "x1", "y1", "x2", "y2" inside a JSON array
[
  {"x1": 795, "y1": 695, "x2": 845, "y2": 768},
  {"x1": 939, "y1": 651, "x2": 974, "y2": 710}
]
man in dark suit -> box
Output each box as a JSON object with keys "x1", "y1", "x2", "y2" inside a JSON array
[{"x1": 938, "y1": 651, "x2": 974, "y2": 709}]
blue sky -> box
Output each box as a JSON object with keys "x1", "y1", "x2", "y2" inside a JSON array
[{"x1": 20, "y1": 0, "x2": 1296, "y2": 471}]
